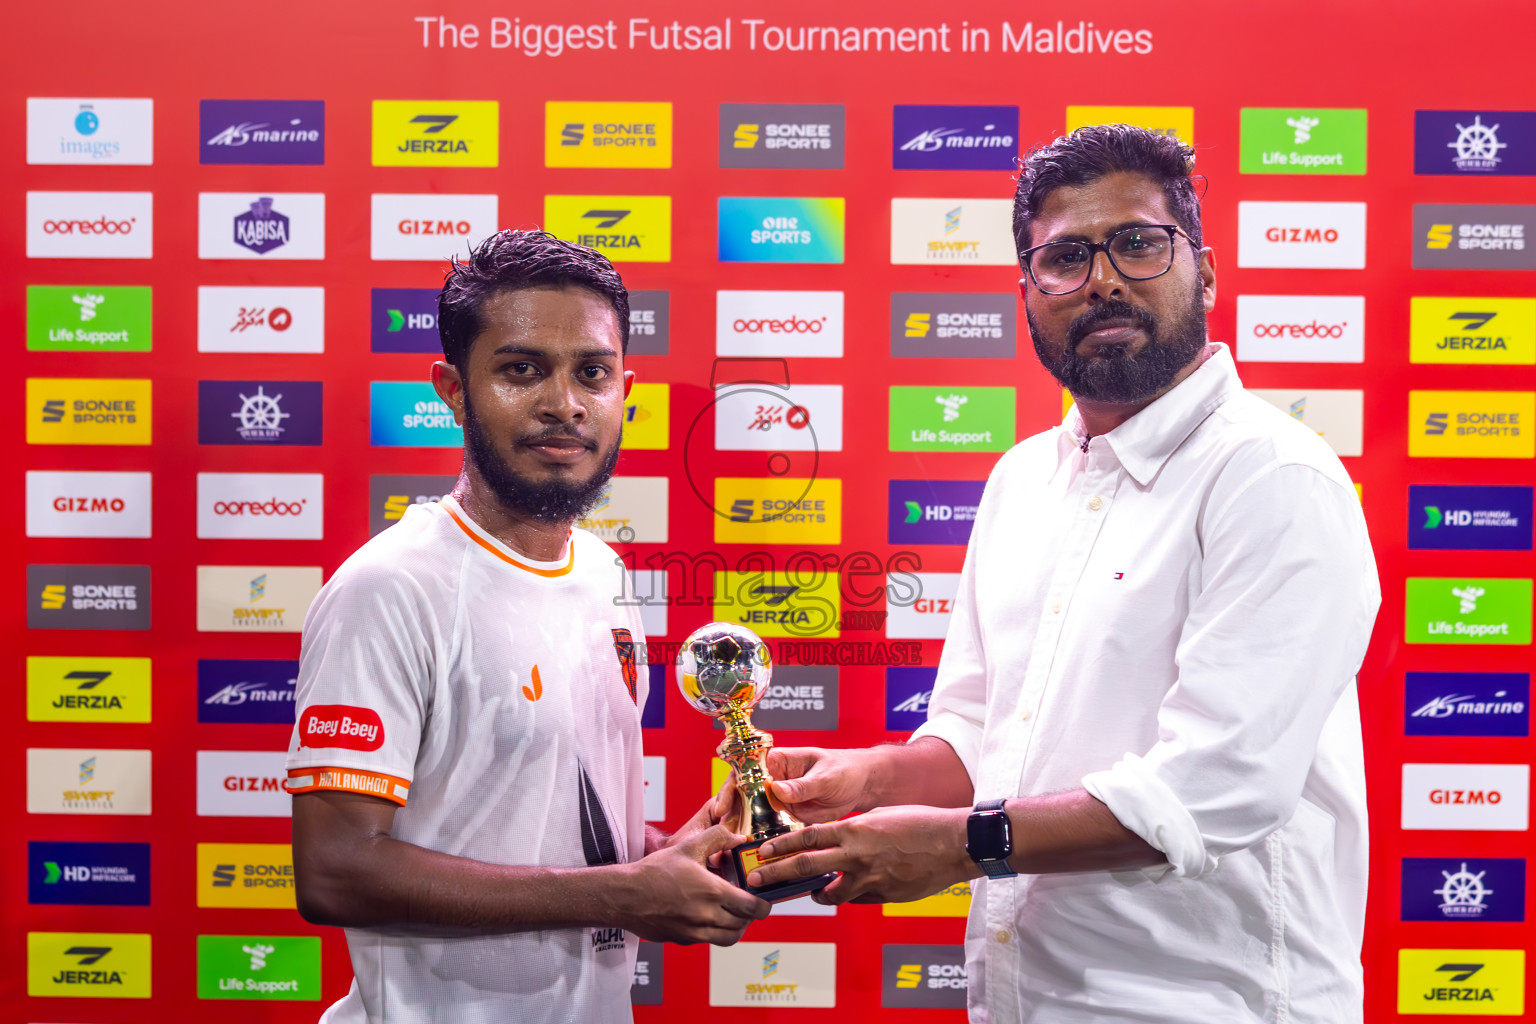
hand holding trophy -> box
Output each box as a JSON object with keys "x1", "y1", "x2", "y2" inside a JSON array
[{"x1": 677, "y1": 622, "x2": 837, "y2": 902}]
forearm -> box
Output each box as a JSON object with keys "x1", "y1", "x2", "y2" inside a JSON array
[
  {"x1": 862, "y1": 736, "x2": 975, "y2": 812},
  {"x1": 1004, "y1": 788, "x2": 1164, "y2": 874},
  {"x1": 645, "y1": 824, "x2": 668, "y2": 855}
]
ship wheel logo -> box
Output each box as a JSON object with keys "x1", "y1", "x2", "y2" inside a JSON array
[
  {"x1": 1447, "y1": 115, "x2": 1506, "y2": 171},
  {"x1": 1434, "y1": 862, "x2": 1492, "y2": 918},
  {"x1": 232, "y1": 385, "x2": 290, "y2": 441}
]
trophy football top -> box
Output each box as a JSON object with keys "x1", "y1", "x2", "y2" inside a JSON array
[{"x1": 676, "y1": 622, "x2": 774, "y2": 718}]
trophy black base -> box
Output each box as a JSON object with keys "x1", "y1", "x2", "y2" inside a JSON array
[{"x1": 726, "y1": 837, "x2": 837, "y2": 902}]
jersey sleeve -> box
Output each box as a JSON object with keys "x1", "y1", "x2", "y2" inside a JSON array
[{"x1": 285, "y1": 558, "x2": 441, "y2": 807}]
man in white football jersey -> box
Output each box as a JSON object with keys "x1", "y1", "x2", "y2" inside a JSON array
[{"x1": 288, "y1": 230, "x2": 768, "y2": 1023}]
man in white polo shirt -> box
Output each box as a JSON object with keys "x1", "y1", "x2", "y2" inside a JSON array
[
  {"x1": 288, "y1": 230, "x2": 767, "y2": 1024},
  {"x1": 747, "y1": 126, "x2": 1381, "y2": 1023}
]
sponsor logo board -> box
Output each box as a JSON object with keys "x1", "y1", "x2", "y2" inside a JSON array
[
  {"x1": 892, "y1": 105, "x2": 1018, "y2": 170},
  {"x1": 1409, "y1": 390, "x2": 1534, "y2": 459},
  {"x1": 369, "y1": 287, "x2": 439, "y2": 353},
  {"x1": 626, "y1": 289, "x2": 669, "y2": 355},
  {"x1": 1414, "y1": 204, "x2": 1536, "y2": 270},
  {"x1": 889, "y1": 385, "x2": 1015, "y2": 452},
  {"x1": 1239, "y1": 107, "x2": 1367, "y2": 174},
  {"x1": 371, "y1": 193, "x2": 498, "y2": 261},
  {"x1": 27, "y1": 564, "x2": 151, "y2": 631},
  {"x1": 546, "y1": 101, "x2": 671, "y2": 167},
  {"x1": 197, "y1": 934, "x2": 321, "y2": 1000},
  {"x1": 624, "y1": 382, "x2": 670, "y2": 450},
  {"x1": 1249, "y1": 388, "x2": 1364, "y2": 456},
  {"x1": 714, "y1": 478, "x2": 841, "y2": 545},
  {"x1": 545, "y1": 194, "x2": 671, "y2": 262},
  {"x1": 890, "y1": 198, "x2": 1016, "y2": 265},
  {"x1": 1397, "y1": 948, "x2": 1524, "y2": 1015},
  {"x1": 26, "y1": 377, "x2": 151, "y2": 446},
  {"x1": 1235, "y1": 295, "x2": 1365, "y2": 363},
  {"x1": 1409, "y1": 485, "x2": 1532, "y2": 551},
  {"x1": 716, "y1": 290, "x2": 843, "y2": 358},
  {"x1": 198, "y1": 286, "x2": 324, "y2": 354},
  {"x1": 710, "y1": 666, "x2": 840, "y2": 732},
  {"x1": 889, "y1": 480, "x2": 985, "y2": 545},
  {"x1": 714, "y1": 571, "x2": 840, "y2": 638},
  {"x1": 198, "y1": 659, "x2": 300, "y2": 724},
  {"x1": 883, "y1": 880, "x2": 972, "y2": 917},
  {"x1": 720, "y1": 103, "x2": 844, "y2": 169},
  {"x1": 631, "y1": 569, "x2": 668, "y2": 638},
  {"x1": 199, "y1": 380, "x2": 323, "y2": 446},
  {"x1": 887, "y1": 666, "x2": 936, "y2": 731},
  {"x1": 198, "y1": 193, "x2": 324, "y2": 259},
  {"x1": 27, "y1": 98, "x2": 153, "y2": 164},
  {"x1": 1402, "y1": 763, "x2": 1530, "y2": 830},
  {"x1": 1405, "y1": 577, "x2": 1532, "y2": 645},
  {"x1": 26, "y1": 470, "x2": 152, "y2": 538},
  {"x1": 198, "y1": 751, "x2": 292, "y2": 817},
  {"x1": 370, "y1": 381, "x2": 461, "y2": 447},
  {"x1": 1416, "y1": 111, "x2": 1536, "y2": 177},
  {"x1": 27, "y1": 284, "x2": 152, "y2": 352},
  {"x1": 642, "y1": 756, "x2": 665, "y2": 821},
  {"x1": 709, "y1": 942, "x2": 836, "y2": 1007},
  {"x1": 882, "y1": 943, "x2": 968, "y2": 1008},
  {"x1": 1237, "y1": 201, "x2": 1367, "y2": 269},
  {"x1": 371, "y1": 100, "x2": 498, "y2": 166},
  {"x1": 28, "y1": 841, "x2": 151, "y2": 906},
  {"x1": 26, "y1": 747, "x2": 152, "y2": 815},
  {"x1": 201, "y1": 99, "x2": 324, "y2": 164},
  {"x1": 886, "y1": 572, "x2": 960, "y2": 639},
  {"x1": 641, "y1": 665, "x2": 666, "y2": 728},
  {"x1": 26, "y1": 190, "x2": 153, "y2": 258},
  {"x1": 27, "y1": 655, "x2": 151, "y2": 723},
  {"x1": 369, "y1": 474, "x2": 457, "y2": 536},
  {"x1": 1406, "y1": 673, "x2": 1529, "y2": 737},
  {"x1": 1410, "y1": 297, "x2": 1536, "y2": 365},
  {"x1": 197, "y1": 473, "x2": 324, "y2": 540},
  {"x1": 196, "y1": 566, "x2": 323, "y2": 633},
  {"x1": 719, "y1": 197, "x2": 844, "y2": 263},
  {"x1": 890, "y1": 292, "x2": 1016, "y2": 359},
  {"x1": 576, "y1": 476, "x2": 669, "y2": 543},
  {"x1": 1066, "y1": 105, "x2": 1193, "y2": 142},
  {"x1": 632, "y1": 941, "x2": 664, "y2": 1005},
  {"x1": 715, "y1": 384, "x2": 842, "y2": 452},
  {"x1": 1402, "y1": 858, "x2": 1526, "y2": 922},
  {"x1": 197, "y1": 843, "x2": 296, "y2": 908},
  {"x1": 27, "y1": 931, "x2": 151, "y2": 998}
]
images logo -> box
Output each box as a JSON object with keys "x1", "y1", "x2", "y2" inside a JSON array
[
  {"x1": 545, "y1": 194, "x2": 671, "y2": 263},
  {"x1": 27, "y1": 656, "x2": 151, "y2": 724},
  {"x1": 882, "y1": 944, "x2": 968, "y2": 1008},
  {"x1": 714, "y1": 384, "x2": 842, "y2": 452},
  {"x1": 370, "y1": 288, "x2": 438, "y2": 353},
  {"x1": 197, "y1": 751, "x2": 291, "y2": 818},
  {"x1": 714, "y1": 478, "x2": 842, "y2": 545},
  {"x1": 197, "y1": 473, "x2": 324, "y2": 540},
  {"x1": 27, "y1": 98, "x2": 154, "y2": 165},
  {"x1": 1235, "y1": 295, "x2": 1365, "y2": 363},
  {"x1": 709, "y1": 942, "x2": 836, "y2": 1008},
  {"x1": 1405, "y1": 577, "x2": 1532, "y2": 645},
  {"x1": 1409, "y1": 485, "x2": 1532, "y2": 551},
  {"x1": 623, "y1": 383, "x2": 670, "y2": 450},
  {"x1": 887, "y1": 667, "x2": 937, "y2": 731},
  {"x1": 370, "y1": 381, "x2": 461, "y2": 447},
  {"x1": 715, "y1": 290, "x2": 844, "y2": 358},
  {"x1": 576, "y1": 476, "x2": 669, "y2": 544},
  {"x1": 545, "y1": 101, "x2": 671, "y2": 168},
  {"x1": 714, "y1": 571, "x2": 840, "y2": 638},
  {"x1": 718, "y1": 197, "x2": 845, "y2": 263},
  {"x1": 28, "y1": 841, "x2": 151, "y2": 906},
  {"x1": 26, "y1": 564, "x2": 151, "y2": 631},
  {"x1": 27, "y1": 284, "x2": 152, "y2": 352},
  {"x1": 1410, "y1": 297, "x2": 1536, "y2": 365},
  {"x1": 1066, "y1": 105, "x2": 1192, "y2": 142},
  {"x1": 26, "y1": 747, "x2": 152, "y2": 815},
  {"x1": 1414, "y1": 204, "x2": 1536, "y2": 270},
  {"x1": 1416, "y1": 111, "x2": 1536, "y2": 176},
  {"x1": 890, "y1": 293, "x2": 1016, "y2": 359},
  {"x1": 889, "y1": 386, "x2": 1014, "y2": 452},
  {"x1": 890, "y1": 198, "x2": 1016, "y2": 265},
  {"x1": 1249, "y1": 388, "x2": 1364, "y2": 456},
  {"x1": 892, "y1": 105, "x2": 1018, "y2": 170},
  {"x1": 719, "y1": 103, "x2": 844, "y2": 169},
  {"x1": 372, "y1": 100, "x2": 498, "y2": 166},
  {"x1": 1406, "y1": 672, "x2": 1530, "y2": 737},
  {"x1": 367, "y1": 474, "x2": 456, "y2": 536},
  {"x1": 1403, "y1": 763, "x2": 1531, "y2": 832},
  {"x1": 1237, "y1": 201, "x2": 1367, "y2": 268},
  {"x1": 886, "y1": 572, "x2": 960, "y2": 639},
  {"x1": 197, "y1": 935, "x2": 320, "y2": 1001},
  {"x1": 889, "y1": 480, "x2": 985, "y2": 545},
  {"x1": 1408, "y1": 390, "x2": 1535, "y2": 458},
  {"x1": 27, "y1": 931, "x2": 152, "y2": 998},
  {"x1": 1397, "y1": 948, "x2": 1525, "y2": 1015},
  {"x1": 27, "y1": 377, "x2": 152, "y2": 446},
  {"x1": 26, "y1": 470, "x2": 152, "y2": 539},
  {"x1": 201, "y1": 99, "x2": 324, "y2": 164},
  {"x1": 26, "y1": 190, "x2": 153, "y2": 258},
  {"x1": 1239, "y1": 108, "x2": 1367, "y2": 175},
  {"x1": 626, "y1": 289, "x2": 670, "y2": 355},
  {"x1": 197, "y1": 843, "x2": 297, "y2": 909},
  {"x1": 198, "y1": 286, "x2": 324, "y2": 354},
  {"x1": 196, "y1": 565, "x2": 323, "y2": 633},
  {"x1": 1403, "y1": 858, "x2": 1526, "y2": 922}
]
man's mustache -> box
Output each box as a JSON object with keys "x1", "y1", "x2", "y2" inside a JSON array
[
  {"x1": 516, "y1": 424, "x2": 598, "y2": 450},
  {"x1": 1067, "y1": 301, "x2": 1159, "y2": 350}
]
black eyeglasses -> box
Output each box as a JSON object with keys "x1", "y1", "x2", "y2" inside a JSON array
[{"x1": 1020, "y1": 224, "x2": 1196, "y2": 295}]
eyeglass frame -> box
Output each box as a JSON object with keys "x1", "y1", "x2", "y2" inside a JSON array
[{"x1": 1019, "y1": 223, "x2": 1200, "y2": 296}]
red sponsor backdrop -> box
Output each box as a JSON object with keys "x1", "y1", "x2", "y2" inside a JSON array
[{"x1": 7, "y1": 0, "x2": 1536, "y2": 1019}]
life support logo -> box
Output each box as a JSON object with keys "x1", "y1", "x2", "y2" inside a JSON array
[{"x1": 298, "y1": 705, "x2": 384, "y2": 751}]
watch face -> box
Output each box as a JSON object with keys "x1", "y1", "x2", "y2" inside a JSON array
[{"x1": 967, "y1": 809, "x2": 1010, "y2": 860}]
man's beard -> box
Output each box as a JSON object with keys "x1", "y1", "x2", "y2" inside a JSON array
[
  {"x1": 1026, "y1": 275, "x2": 1207, "y2": 403},
  {"x1": 462, "y1": 393, "x2": 620, "y2": 525}
]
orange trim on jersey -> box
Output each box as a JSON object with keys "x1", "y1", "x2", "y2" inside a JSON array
[
  {"x1": 442, "y1": 502, "x2": 576, "y2": 578},
  {"x1": 286, "y1": 766, "x2": 411, "y2": 806}
]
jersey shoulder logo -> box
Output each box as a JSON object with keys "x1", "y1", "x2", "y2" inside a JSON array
[
  {"x1": 522, "y1": 664, "x2": 543, "y2": 702},
  {"x1": 297, "y1": 704, "x2": 384, "y2": 751},
  {"x1": 611, "y1": 629, "x2": 638, "y2": 704}
]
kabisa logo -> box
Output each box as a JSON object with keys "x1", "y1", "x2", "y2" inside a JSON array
[
  {"x1": 199, "y1": 659, "x2": 299, "y2": 724},
  {"x1": 713, "y1": 478, "x2": 842, "y2": 545},
  {"x1": 1239, "y1": 108, "x2": 1367, "y2": 175},
  {"x1": 199, "y1": 192, "x2": 324, "y2": 260},
  {"x1": 889, "y1": 480, "x2": 985, "y2": 545},
  {"x1": 26, "y1": 747, "x2": 153, "y2": 815},
  {"x1": 232, "y1": 196, "x2": 289, "y2": 254},
  {"x1": 26, "y1": 932, "x2": 152, "y2": 998},
  {"x1": 1408, "y1": 390, "x2": 1535, "y2": 459},
  {"x1": 201, "y1": 100, "x2": 325, "y2": 165},
  {"x1": 1234, "y1": 295, "x2": 1366, "y2": 363},
  {"x1": 197, "y1": 935, "x2": 321, "y2": 1001},
  {"x1": 1409, "y1": 485, "x2": 1532, "y2": 551},
  {"x1": 890, "y1": 198, "x2": 1017, "y2": 265},
  {"x1": 1406, "y1": 673, "x2": 1529, "y2": 737},
  {"x1": 27, "y1": 284, "x2": 152, "y2": 352},
  {"x1": 370, "y1": 287, "x2": 439, "y2": 353},
  {"x1": 714, "y1": 571, "x2": 841, "y2": 639},
  {"x1": 889, "y1": 385, "x2": 1015, "y2": 452},
  {"x1": 26, "y1": 470, "x2": 153, "y2": 539},
  {"x1": 27, "y1": 656, "x2": 151, "y2": 724},
  {"x1": 1410, "y1": 297, "x2": 1536, "y2": 365},
  {"x1": 1402, "y1": 762, "x2": 1531, "y2": 832},
  {"x1": 371, "y1": 100, "x2": 498, "y2": 167},
  {"x1": 26, "y1": 564, "x2": 151, "y2": 631},
  {"x1": 27, "y1": 98, "x2": 154, "y2": 165},
  {"x1": 882, "y1": 944, "x2": 968, "y2": 1009},
  {"x1": 198, "y1": 380, "x2": 323, "y2": 446},
  {"x1": 197, "y1": 473, "x2": 324, "y2": 540},
  {"x1": 1405, "y1": 577, "x2": 1533, "y2": 645},
  {"x1": 890, "y1": 293, "x2": 1017, "y2": 359},
  {"x1": 887, "y1": 667, "x2": 937, "y2": 731},
  {"x1": 1402, "y1": 858, "x2": 1526, "y2": 922},
  {"x1": 545, "y1": 194, "x2": 671, "y2": 262},
  {"x1": 1415, "y1": 110, "x2": 1536, "y2": 177},
  {"x1": 197, "y1": 843, "x2": 297, "y2": 909},
  {"x1": 1414, "y1": 204, "x2": 1536, "y2": 270},
  {"x1": 1396, "y1": 948, "x2": 1525, "y2": 1016},
  {"x1": 28, "y1": 841, "x2": 151, "y2": 907},
  {"x1": 368, "y1": 474, "x2": 457, "y2": 536},
  {"x1": 27, "y1": 191, "x2": 154, "y2": 259},
  {"x1": 718, "y1": 197, "x2": 845, "y2": 264},
  {"x1": 545, "y1": 101, "x2": 672, "y2": 168},
  {"x1": 892, "y1": 105, "x2": 1019, "y2": 170},
  {"x1": 1236, "y1": 200, "x2": 1367, "y2": 269},
  {"x1": 26, "y1": 377, "x2": 152, "y2": 446},
  {"x1": 370, "y1": 381, "x2": 463, "y2": 447},
  {"x1": 719, "y1": 103, "x2": 845, "y2": 169}
]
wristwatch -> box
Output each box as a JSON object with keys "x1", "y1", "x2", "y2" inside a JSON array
[{"x1": 966, "y1": 798, "x2": 1018, "y2": 878}]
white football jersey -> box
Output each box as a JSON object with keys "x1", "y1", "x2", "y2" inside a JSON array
[{"x1": 285, "y1": 496, "x2": 649, "y2": 1024}]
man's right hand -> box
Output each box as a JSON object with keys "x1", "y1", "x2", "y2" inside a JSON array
[
  {"x1": 612, "y1": 824, "x2": 770, "y2": 945},
  {"x1": 762, "y1": 746, "x2": 876, "y2": 823}
]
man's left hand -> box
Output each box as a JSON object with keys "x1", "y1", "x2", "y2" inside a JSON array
[{"x1": 746, "y1": 805, "x2": 980, "y2": 905}]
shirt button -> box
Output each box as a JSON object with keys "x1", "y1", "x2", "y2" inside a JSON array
[
  {"x1": 1050, "y1": 600, "x2": 1062, "y2": 614},
  {"x1": 1088, "y1": 496, "x2": 1104, "y2": 511},
  {"x1": 1019, "y1": 707, "x2": 1032, "y2": 721},
  {"x1": 995, "y1": 930, "x2": 1011, "y2": 944}
]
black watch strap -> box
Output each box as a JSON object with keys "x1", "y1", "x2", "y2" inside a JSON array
[{"x1": 967, "y1": 798, "x2": 1018, "y2": 879}]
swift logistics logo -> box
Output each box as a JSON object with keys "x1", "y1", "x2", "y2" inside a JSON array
[
  {"x1": 198, "y1": 286, "x2": 325, "y2": 354},
  {"x1": 197, "y1": 843, "x2": 297, "y2": 909},
  {"x1": 371, "y1": 100, "x2": 498, "y2": 166},
  {"x1": 26, "y1": 747, "x2": 152, "y2": 815},
  {"x1": 371, "y1": 192, "x2": 498, "y2": 260},
  {"x1": 1402, "y1": 763, "x2": 1530, "y2": 831},
  {"x1": 1409, "y1": 485, "x2": 1532, "y2": 551},
  {"x1": 714, "y1": 478, "x2": 842, "y2": 545},
  {"x1": 889, "y1": 480, "x2": 985, "y2": 545},
  {"x1": 886, "y1": 572, "x2": 960, "y2": 639},
  {"x1": 882, "y1": 944, "x2": 968, "y2": 1008},
  {"x1": 1237, "y1": 200, "x2": 1367, "y2": 268},
  {"x1": 720, "y1": 103, "x2": 844, "y2": 168},
  {"x1": 887, "y1": 667, "x2": 937, "y2": 731},
  {"x1": 577, "y1": 477, "x2": 669, "y2": 543},
  {"x1": 545, "y1": 194, "x2": 672, "y2": 262},
  {"x1": 889, "y1": 385, "x2": 1015, "y2": 452},
  {"x1": 714, "y1": 571, "x2": 841, "y2": 639},
  {"x1": 624, "y1": 382, "x2": 670, "y2": 449},
  {"x1": 27, "y1": 377, "x2": 151, "y2": 446},
  {"x1": 197, "y1": 473, "x2": 324, "y2": 540},
  {"x1": 198, "y1": 193, "x2": 325, "y2": 259},
  {"x1": 719, "y1": 197, "x2": 844, "y2": 263},
  {"x1": 1239, "y1": 108, "x2": 1367, "y2": 174},
  {"x1": 198, "y1": 659, "x2": 299, "y2": 724},
  {"x1": 197, "y1": 751, "x2": 292, "y2": 818},
  {"x1": 198, "y1": 935, "x2": 321, "y2": 1001},
  {"x1": 1397, "y1": 948, "x2": 1525, "y2": 1015},
  {"x1": 27, "y1": 931, "x2": 152, "y2": 998},
  {"x1": 27, "y1": 98, "x2": 154, "y2": 164},
  {"x1": 368, "y1": 474, "x2": 457, "y2": 536},
  {"x1": 546, "y1": 101, "x2": 671, "y2": 167},
  {"x1": 714, "y1": 384, "x2": 842, "y2": 452},
  {"x1": 370, "y1": 381, "x2": 462, "y2": 446},
  {"x1": 1409, "y1": 390, "x2": 1535, "y2": 458},
  {"x1": 1405, "y1": 577, "x2": 1532, "y2": 645},
  {"x1": 27, "y1": 564, "x2": 151, "y2": 631},
  {"x1": 1066, "y1": 105, "x2": 1193, "y2": 142},
  {"x1": 1234, "y1": 295, "x2": 1365, "y2": 363},
  {"x1": 201, "y1": 100, "x2": 324, "y2": 164},
  {"x1": 27, "y1": 284, "x2": 151, "y2": 352},
  {"x1": 1402, "y1": 858, "x2": 1525, "y2": 922},
  {"x1": 709, "y1": 942, "x2": 836, "y2": 1007},
  {"x1": 627, "y1": 289, "x2": 670, "y2": 354},
  {"x1": 890, "y1": 198, "x2": 1016, "y2": 264},
  {"x1": 370, "y1": 287, "x2": 439, "y2": 352},
  {"x1": 1416, "y1": 111, "x2": 1536, "y2": 176},
  {"x1": 892, "y1": 105, "x2": 1018, "y2": 170},
  {"x1": 1406, "y1": 673, "x2": 1530, "y2": 737},
  {"x1": 890, "y1": 293, "x2": 1016, "y2": 359},
  {"x1": 26, "y1": 470, "x2": 152, "y2": 538},
  {"x1": 28, "y1": 841, "x2": 151, "y2": 906},
  {"x1": 27, "y1": 656, "x2": 151, "y2": 723},
  {"x1": 715, "y1": 290, "x2": 844, "y2": 357},
  {"x1": 1410, "y1": 297, "x2": 1536, "y2": 365},
  {"x1": 1415, "y1": 204, "x2": 1536, "y2": 270},
  {"x1": 1249, "y1": 388, "x2": 1364, "y2": 457},
  {"x1": 26, "y1": 190, "x2": 153, "y2": 258},
  {"x1": 195, "y1": 565, "x2": 323, "y2": 633},
  {"x1": 198, "y1": 380, "x2": 323, "y2": 446}
]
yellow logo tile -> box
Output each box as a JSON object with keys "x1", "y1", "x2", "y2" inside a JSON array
[
  {"x1": 545, "y1": 102, "x2": 672, "y2": 168},
  {"x1": 27, "y1": 378, "x2": 151, "y2": 445},
  {"x1": 883, "y1": 881, "x2": 973, "y2": 917},
  {"x1": 27, "y1": 656, "x2": 151, "y2": 723},
  {"x1": 1411, "y1": 298, "x2": 1536, "y2": 365},
  {"x1": 623, "y1": 382, "x2": 670, "y2": 450},
  {"x1": 196, "y1": 842, "x2": 296, "y2": 909},
  {"x1": 372, "y1": 100, "x2": 499, "y2": 167},
  {"x1": 713, "y1": 570, "x2": 841, "y2": 639},
  {"x1": 1066, "y1": 106, "x2": 1194, "y2": 143},
  {"x1": 1398, "y1": 948, "x2": 1524, "y2": 1016},
  {"x1": 544, "y1": 195, "x2": 672, "y2": 263},
  {"x1": 1409, "y1": 391, "x2": 1535, "y2": 458},
  {"x1": 714, "y1": 478, "x2": 841, "y2": 545},
  {"x1": 28, "y1": 931, "x2": 151, "y2": 998}
]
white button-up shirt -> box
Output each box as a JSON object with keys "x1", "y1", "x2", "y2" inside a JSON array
[{"x1": 913, "y1": 344, "x2": 1380, "y2": 1024}]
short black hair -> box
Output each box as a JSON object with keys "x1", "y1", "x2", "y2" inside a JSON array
[
  {"x1": 1013, "y1": 124, "x2": 1202, "y2": 257},
  {"x1": 438, "y1": 229, "x2": 630, "y2": 369}
]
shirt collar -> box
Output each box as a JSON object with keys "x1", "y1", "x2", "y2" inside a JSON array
[{"x1": 1057, "y1": 343, "x2": 1243, "y2": 485}]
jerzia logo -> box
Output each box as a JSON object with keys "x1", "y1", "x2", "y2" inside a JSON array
[
  {"x1": 545, "y1": 194, "x2": 671, "y2": 262},
  {"x1": 372, "y1": 101, "x2": 498, "y2": 167},
  {"x1": 1410, "y1": 297, "x2": 1535, "y2": 365}
]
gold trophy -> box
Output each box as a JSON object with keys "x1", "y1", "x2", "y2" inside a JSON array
[{"x1": 677, "y1": 622, "x2": 836, "y2": 901}]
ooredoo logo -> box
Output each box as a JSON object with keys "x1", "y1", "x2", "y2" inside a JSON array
[
  {"x1": 716, "y1": 291, "x2": 845, "y2": 358},
  {"x1": 27, "y1": 191, "x2": 154, "y2": 259},
  {"x1": 298, "y1": 705, "x2": 384, "y2": 751},
  {"x1": 1235, "y1": 295, "x2": 1365, "y2": 363},
  {"x1": 1237, "y1": 201, "x2": 1366, "y2": 269},
  {"x1": 197, "y1": 473, "x2": 323, "y2": 540}
]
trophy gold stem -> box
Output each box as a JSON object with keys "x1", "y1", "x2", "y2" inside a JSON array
[{"x1": 716, "y1": 706, "x2": 797, "y2": 842}]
